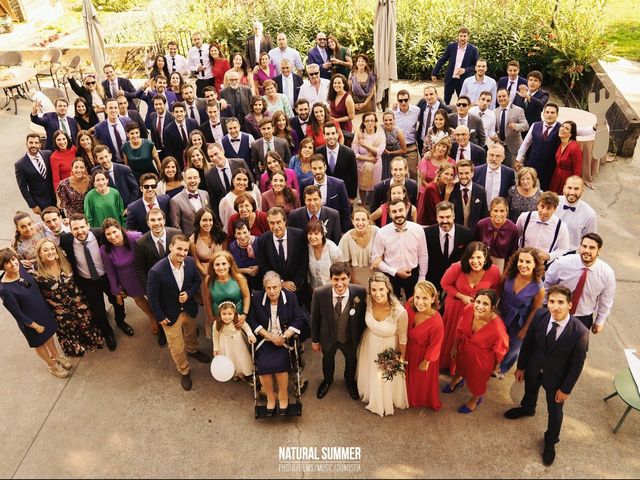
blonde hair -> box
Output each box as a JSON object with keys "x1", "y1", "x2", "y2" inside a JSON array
[
  {"x1": 367, "y1": 272, "x2": 399, "y2": 308},
  {"x1": 34, "y1": 238, "x2": 72, "y2": 279},
  {"x1": 410, "y1": 280, "x2": 440, "y2": 311},
  {"x1": 215, "y1": 301, "x2": 238, "y2": 332}
]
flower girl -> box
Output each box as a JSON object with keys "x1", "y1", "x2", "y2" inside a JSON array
[{"x1": 213, "y1": 301, "x2": 256, "y2": 380}]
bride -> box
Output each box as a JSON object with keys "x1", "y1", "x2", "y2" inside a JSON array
[{"x1": 356, "y1": 272, "x2": 409, "y2": 416}]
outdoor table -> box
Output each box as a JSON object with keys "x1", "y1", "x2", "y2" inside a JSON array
[
  {"x1": 558, "y1": 107, "x2": 604, "y2": 188},
  {"x1": 603, "y1": 368, "x2": 640, "y2": 433},
  {"x1": 0, "y1": 66, "x2": 37, "y2": 115}
]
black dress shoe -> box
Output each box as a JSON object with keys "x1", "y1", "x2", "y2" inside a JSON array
[
  {"x1": 188, "y1": 350, "x2": 211, "y2": 364},
  {"x1": 300, "y1": 380, "x2": 309, "y2": 395},
  {"x1": 542, "y1": 443, "x2": 556, "y2": 466},
  {"x1": 265, "y1": 407, "x2": 276, "y2": 417},
  {"x1": 117, "y1": 321, "x2": 134, "y2": 336},
  {"x1": 105, "y1": 334, "x2": 117, "y2": 352},
  {"x1": 278, "y1": 404, "x2": 289, "y2": 416},
  {"x1": 348, "y1": 386, "x2": 360, "y2": 400},
  {"x1": 504, "y1": 407, "x2": 536, "y2": 420},
  {"x1": 157, "y1": 328, "x2": 167, "y2": 347},
  {"x1": 316, "y1": 381, "x2": 332, "y2": 399},
  {"x1": 181, "y1": 373, "x2": 192, "y2": 391}
]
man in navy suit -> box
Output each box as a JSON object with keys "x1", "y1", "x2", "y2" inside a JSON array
[
  {"x1": 102, "y1": 64, "x2": 137, "y2": 111},
  {"x1": 315, "y1": 123, "x2": 358, "y2": 201},
  {"x1": 496, "y1": 60, "x2": 528, "y2": 106},
  {"x1": 473, "y1": 144, "x2": 516, "y2": 204},
  {"x1": 116, "y1": 95, "x2": 148, "y2": 138},
  {"x1": 450, "y1": 126, "x2": 486, "y2": 165},
  {"x1": 370, "y1": 156, "x2": 418, "y2": 213},
  {"x1": 274, "y1": 59, "x2": 304, "y2": 107},
  {"x1": 94, "y1": 98, "x2": 132, "y2": 163},
  {"x1": 504, "y1": 285, "x2": 589, "y2": 466},
  {"x1": 93, "y1": 145, "x2": 140, "y2": 206},
  {"x1": 289, "y1": 99, "x2": 311, "y2": 142},
  {"x1": 15, "y1": 134, "x2": 56, "y2": 215},
  {"x1": 513, "y1": 70, "x2": 550, "y2": 130},
  {"x1": 29, "y1": 97, "x2": 78, "y2": 151},
  {"x1": 415, "y1": 85, "x2": 451, "y2": 154},
  {"x1": 306, "y1": 33, "x2": 332, "y2": 79},
  {"x1": 126, "y1": 173, "x2": 171, "y2": 233},
  {"x1": 148, "y1": 234, "x2": 211, "y2": 390},
  {"x1": 163, "y1": 102, "x2": 199, "y2": 161},
  {"x1": 288, "y1": 185, "x2": 342, "y2": 244},
  {"x1": 205, "y1": 143, "x2": 254, "y2": 218},
  {"x1": 451, "y1": 160, "x2": 488, "y2": 231},
  {"x1": 136, "y1": 75, "x2": 178, "y2": 123},
  {"x1": 198, "y1": 101, "x2": 228, "y2": 145},
  {"x1": 431, "y1": 27, "x2": 479, "y2": 104},
  {"x1": 147, "y1": 94, "x2": 174, "y2": 156},
  {"x1": 299, "y1": 155, "x2": 351, "y2": 232}
]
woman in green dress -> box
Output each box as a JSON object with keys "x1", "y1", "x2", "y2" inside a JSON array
[
  {"x1": 327, "y1": 35, "x2": 353, "y2": 78},
  {"x1": 83, "y1": 170, "x2": 125, "y2": 227},
  {"x1": 122, "y1": 122, "x2": 161, "y2": 180}
]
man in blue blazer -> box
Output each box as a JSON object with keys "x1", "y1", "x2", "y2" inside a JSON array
[
  {"x1": 306, "y1": 33, "x2": 332, "y2": 79},
  {"x1": 102, "y1": 64, "x2": 138, "y2": 110},
  {"x1": 431, "y1": 27, "x2": 479, "y2": 104},
  {"x1": 92, "y1": 145, "x2": 140, "y2": 207},
  {"x1": 496, "y1": 60, "x2": 528, "y2": 106},
  {"x1": 504, "y1": 285, "x2": 589, "y2": 466},
  {"x1": 300, "y1": 155, "x2": 351, "y2": 232},
  {"x1": 94, "y1": 99, "x2": 132, "y2": 163},
  {"x1": 15, "y1": 134, "x2": 56, "y2": 214},
  {"x1": 415, "y1": 85, "x2": 451, "y2": 154},
  {"x1": 369, "y1": 156, "x2": 418, "y2": 213},
  {"x1": 513, "y1": 70, "x2": 550, "y2": 132},
  {"x1": 162, "y1": 102, "x2": 199, "y2": 161},
  {"x1": 288, "y1": 186, "x2": 342, "y2": 245},
  {"x1": 126, "y1": 173, "x2": 171, "y2": 233},
  {"x1": 473, "y1": 144, "x2": 516, "y2": 203},
  {"x1": 146, "y1": 95, "x2": 174, "y2": 155},
  {"x1": 147, "y1": 234, "x2": 211, "y2": 391},
  {"x1": 29, "y1": 97, "x2": 78, "y2": 151}
]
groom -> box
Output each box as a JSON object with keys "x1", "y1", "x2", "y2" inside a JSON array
[{"x1": 311, "y1": 261, "x2": 367, "y2": 400}]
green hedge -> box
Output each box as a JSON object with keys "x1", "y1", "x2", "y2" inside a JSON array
[{"x1": 106, "y1": 0, "x2": 609, "y2": 87}]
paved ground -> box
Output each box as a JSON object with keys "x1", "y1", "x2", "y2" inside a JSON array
[{"x1": 0, "y1": 80, "x2": 639, "y2": 479}]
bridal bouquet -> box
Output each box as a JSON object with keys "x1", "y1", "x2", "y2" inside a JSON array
[{"x1": 375, "y1": 348, "x2": 406, "y2": 382}]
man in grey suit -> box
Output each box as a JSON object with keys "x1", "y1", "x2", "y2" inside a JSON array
[
  {"x1": 219, "y1": 71, "x2": 253, "y2": 126},
  {"x1": 311, "y1": 261, "x2": 367, "y2": 400},
  {"x1": 448, "y1": 95, "x2": 486, "y2": 147},
  {"x1": 250, "y1": 119, "x2": 291, "y2": 177},
  {"x1": 169, "y1": 168, "x2": 210, "y2": 236},
  {"x1": 491, "y1": 88, "x2": 529, "y2": 165}
]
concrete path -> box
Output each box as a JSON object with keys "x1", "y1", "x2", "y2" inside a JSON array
[
  {"x1": 0, "y1": 80, "x2": 639, "y2": 479},
  {"x1": 600, "y1": 57, "x2": 640, "y2": 117}
]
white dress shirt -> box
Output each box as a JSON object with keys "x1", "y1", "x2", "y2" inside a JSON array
[
  {"x1": 188, "y1": 43, "x2": 212, "y2": 79},
  {"x1": 546, "y1": 314, "x2": 570, "y2": 339},
  {"x1": 556, "y1": 196, "x2": 597, "y2": 252},
  {"x1": 186, "y1": 189, "x2": 204, "y2": 211},
  {"x1": 485, "y1": 166, "x2": 502, "y2": 204},
  {"x1": 392, "y1": 105, "x2": 420, "y2": 144},
  {"x1": 453, "y1": 45, "x2": 467, "y2": 79},
  {"x1": 185, "y1": 102, "x2": 203, "y2": 124},
  {"x1": 281, "y1": 74, "x2": 295, "y2": 107},
  {"x1": 314, "y1": 177, "x2": 328, "y2": 205},
  {"x1": 216, "y1": 164, "x2": 232, "y2": 186},
  {"x1": 544, "y1": 255, "x2": 615, "y2": 326},
  {"x1": 268, "y1": 47, "x2": 304, "y2": 75},
  {"x1": 165, "y1": 53, "x2": 189, "y2": 75},
  {"x1": 516, "y1": 211, "x2": 570, "y2": 262},
  {"x1": 332, "y1": 287, "x2": 350, "y2": 311},
  {"x1": 298, "y1": 79, "x2": 330, "y2": 106},
  {"x1": 72, "y1": 232, "x2": 106, "y2": 279},
  {"x1": 470, "y1": 106, "x2": 496, "y2": 141},
  {"x1": 308, "y1": 240, "x2": 343, "y2": 288},
  {"x1": 151, "y1": 230, "x2": 167, "y2": 256},
  {"x1": 371, "y1": 221, "x2": 428, "y2": 278},
  {"x1": 170, "y1": 259, "x2": 185, "y2": 290},
  {"x1": 253, "y1": 35, "x2": 261, "y2": 66},
  {"x1": 272, "y1": 231, "x2": 288, "y2": 261},
  {"x1": 107, "y1": 120, "x2": 126, "y2": 159},
  {"x1": 455, "y1": 143, "x2": 471, "y2": 161},
  {"x1": 439, "y1": 226, "x2": 455, "y2": 257}
]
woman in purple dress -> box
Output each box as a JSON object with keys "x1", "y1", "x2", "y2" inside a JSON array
[
  {"x1": 228, "y1": 219, "x2": 261, "y2": 291},
  {"x1": 473, "y1": 197, "x2": 519, "y2": 272},
  {"x1": 99, "y1": 219, "x2": 158, "y2": 333}
]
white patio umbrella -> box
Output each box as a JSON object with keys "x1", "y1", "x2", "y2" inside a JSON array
[
  {"x1": 82, "y1": 0, "x2": 108, "y2": 82},
  {"x1": 374, "y1": 0, "x2": 397, "y2": 108}
]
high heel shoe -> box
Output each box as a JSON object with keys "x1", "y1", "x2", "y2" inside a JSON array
[
  {"x1": 458, "y1": 396, "x2": 483, "y2": 414},
  {"x1": 441, "y1": 378, "x2": 465, "y2": 393}
]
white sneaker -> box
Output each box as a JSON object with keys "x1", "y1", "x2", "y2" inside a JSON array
[{"x1": 48, "y1": 363, "x2": 70, "y2": 378}]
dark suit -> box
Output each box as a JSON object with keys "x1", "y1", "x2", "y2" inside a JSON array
[
  {"x1": 124, "y1": 109, "x2": 148, "y2": 138},
  {"x1": 274, "y1": 73, "x2": 304, "y2": 104},
  {"x1": 59, "y1": 230, "x2": 125, "y2": 337},
  {"x1": 102, "y1": 77, "x2": 137, "y2": 110},
  {"x1": 306, "y1": 46, "x2": 332, "y2": 79},
  {"x1": 247, "y1": 289, "x2": 307, "y2": 347},
  {"x1": 29, "y1": 113, "x2": 78, "y2": 151},
  {"x1": 91, "y1": 163, "x2": 140, "y2": 206},
  {"x1": 432, "y1": 42, "x2": 479, "y2": 104},
  {"x1": 162, "y1": 118, "x2": 199, "y2": 161},
  {"x1": 299, "y1": 176, "x2": 351, "y2": 232},
  {"x1": 513, "y1": 89, "x2": 550, "y2": 132},
  {"x1": 147, "y1": 111, "x2": 174, "y2": 153},
  {"x1": 424, "y1": 224, "x2": 473, "y2": 287},
  {"x1": 415, "y1": 99, "x2": 451, "y2": 152},
  {"x1": 245, "y1": 34, "x2": 272, "y2": 67},
  {"x1": 473, "y1": 164, "x2": 516, "y2": 199},
  {"x1": 94, "y1": 117, "x2": 132, "y2": 162},
  {"x1": 219, "y1": 85, "x2": 253, "y2": 123},
  {"x1": 251, "y1": 137, "x2": 291, "y2": 177},
  {"x1": 517, "y1": 309, "x2": 589, "y2": 445},
  {"x1": 256, "y1": 227, "x2": 308, "y2": 289},
  {"x1": 289, "y1": 116, "x2": 309, "y2": 143},
  {"x1": 15, "y1": 151, "x2": 56, "y2": 210},
  {"x1": 448, "y1": 113, "x2": 486, "y2": 147},
  {"x1": 204, "y1": 158, "x2": 253, "y2": 218},
  {"x1": 370, "y1": 178, "x2": 418, "y2": 213},
  {"x1": 125, "y1": 195, "x2": 171, "y2": 233},
  {"x1": 451, "y1": 182, "x2": 488, "y2": 231},
  {"x1": 496, "y1": 75, "x2": 527, "y2": 106},
  {"x1": 198, "y1": 119, "x2": 228, "y2": 145},
  {"x1": 183, "y1": 100, "x2": 207, "y2": 125},
  {"x1": 450, "y1": 142, "x2": 486, "y2": 166},
  {"x1": 315, "y1": 145, "x2": 358, "y2": 200},
  {"x1": 147, "y1": 256, "x2": 200, "y2": 324},
  {"x1": 287, "y1": 206, "x2": 342, "y2": 245},
  {"x1": 310, "y1": 284, "x2": 367, "y2": 386},
  {"x1": 134, "y1": 227, "x2": 182, "y2": 291}
]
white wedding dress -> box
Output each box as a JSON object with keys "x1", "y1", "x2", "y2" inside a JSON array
[{"x1": 356, "y1": 302, "x2": 409, "y2": 416}]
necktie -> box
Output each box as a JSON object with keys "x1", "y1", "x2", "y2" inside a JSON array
[
  {"x1": 425, "y1": 107, "x2": 433, "y2": 131},
  {"x1": 486, "y1": 171, "x2": 495, "y2": 200},
  {"x1": 543, "y1": 125, "x2": 551, "y2": 140},
  {"x1": 112, "y1": 124, "x2": 123, "y2": 158},
  {"x1": 60, "y1": 117, "x2": 69, "y2": 136},
  {"x1": 546, "y1": 321, "x2": 559, "y2": 350},
  {"x1": 328, "y1": 151, "x2": 336, "y2": 171},
  {"x1": 499, "y1": 109, "x2": 507, "y2": 141},
  {"x1": 266, "y1": 141, "x2": 273, "y2": 152},
  {"x1": 463, "y1": 188, "x2": 469, "y2": 204},
  {"x1": 108, "y1": 169, "x2": 115, "y2": 186},
  {"x1": 190, "y1": 106, "x2": 196, "y2": 120},
  {"x1": 111, "y1": 82, "x2": 118, "y2": 97},
  {"x1": 147, "y1": 203, "x2": 154, "y2": 210},
  {"x1": 198, "y1": 48, "x2": 204, "y2": 77},
  {"x1": 460, "y1": 117, "x2": 466, "y2": 126},
  {"x1": 335, "y1": 295, "x2": 343, "y2": 316},
  {"x1": 233, "y1": 89, "x2": 241, "y2": 115},
  {"x1": 277, "y1": 238, "x2": 285, "y2": 262},
  {"x1": 311, "y1": 214, "x2": 318, "y2": 221},
  {"x1": 82, "y1": 241, "x2": 100, "y2": 280},
  {"x1": 443, "y1": 233, "x2": 450, "y2": 259},
  {"x1": 156, "y1": 115, "x2": 163, "y2": 148},
  {"x1": 221, "y1": 167, "x2": 231, "y2": 191},
  {"x1": 570, "y1": 267, "x2": 589, "y2": 314},
  {"x1": 459, "y1": 148, "x2": 465, "y2": 160},
  {"x1": 172, "y1": 57, "x2": 176, "y2": 71},
  {"x1": 563, "y1": 205, "x2": 576, "y2": 212},
  {"x1": 157, "y1": 239, "x2": 165, "y2": 257},
  {"x1": 507, "y1": 81, "x2": 513, "y2": 94},
  {"x1": 188, "y1": 193, "x2": 199, "y2": 199},
  {"x1": 33, "y1": 154, "x2": 46, "y2": 178},
  {"x1": 179, "y1": 124, "x2": 187, "y2": 144}
]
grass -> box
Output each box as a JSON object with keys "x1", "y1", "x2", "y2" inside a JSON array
[{"x1": 603, "y1": 0, "x2": 640, "y2": 60}]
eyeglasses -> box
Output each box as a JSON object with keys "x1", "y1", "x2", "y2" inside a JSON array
[
  {"x1": 18, "y1": 278, "x2": 31, "y2": 288},
  {"x1": 456, "y1": 103, "x2": 469, "y2": 107},
  {"x1": 317, "y1": 38, "x2": 327, "y2": 41},
  {"x1": 308, "y1": 72, "x2": 319, "y2": 77},
  {"x1": 85, "y1": 81, "x2": 96, "y2": 85},
  {"x1": 397, "y1": 98, "x2": 409, "y2": 103},
  {"x1": 142, "y1": 184, "x2": 158, "y2": 189}
]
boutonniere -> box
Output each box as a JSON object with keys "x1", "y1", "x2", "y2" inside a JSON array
[
  {"x1": 321, "y1": 218, "x2": 329, "y2": 236},
  {"x1": 349, "y1": 296, "x2": 361, "y2": 316},
  {"x1": 474, "y1": 198, "x2": 480, "y2": 204}
]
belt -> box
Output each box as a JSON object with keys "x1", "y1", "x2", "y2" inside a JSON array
[{"x1": 406, "y1": 142, "x2": 416, "y2": 147}]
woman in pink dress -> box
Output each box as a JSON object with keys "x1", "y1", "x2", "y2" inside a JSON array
[
  {"x1": 417, "y1": 136, "x2": 455, "y2": 197},
  {"x1": 405, "y1": 280, "x2": 444, "y2": 411},
  {"x1": 439, "y1": 242, "x2": 501, "y2": 372},
  {"x1": 328, "y1": 73, "x2": 355, "y2": 133},
  {"x1": 445, "y1": 290, "x2": 508, "y2": 413},
  {"x1": 352, "y1": 112, "x2": 385, "y2": 204},
  {"x1": 252, "y1": 52, "x2": 276, "y2": 96},
  {"x1": 549, "y1": 121, "x2": 582, "y2": 194}
]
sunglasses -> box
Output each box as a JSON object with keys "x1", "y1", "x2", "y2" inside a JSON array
[
  {"x1": 85, "y1": 81, "x2": 96, "y2": 85},
  {"x1": 308, "y1": 72, "x2": 319, "y2": 77},
  {"x1": 397, "y1": 98, "x2": 409, "y2": 103},
  {"x1": 142, "y1": 184, "x2": 158, "y2": 189},
  {"x1": 18, "y1": 278, "x2": 31, "y2": 288},
  {"x1": 456, "y1": 103, "x2": 469, "y2": 107}
]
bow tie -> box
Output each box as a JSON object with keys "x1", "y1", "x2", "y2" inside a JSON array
[
  {"x1": 299, "y1": 120, "x2": 308, "y2": 126},
  {"x1": 230, "y1": 138, "x2": 240, "y2": 142},
  {"x1": 395, "y1": 227, "x2": 408, "y2": 233},
  {"x1": 211, "y1": 122, "x2": 221, "y2": 127},
  {"x1": 188, "y1": 193, "x2": 199, "y2": 199},
  {"x1": 536, "y1": 221, "x2": 548, "y2": 225},
  {"x1": 563, "y1": 205, "x2": 576, "y2": 212}
]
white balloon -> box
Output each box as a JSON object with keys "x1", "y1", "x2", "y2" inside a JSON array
[{"x1": 210, "y1": 355, "x2": 235, "y2": 382}]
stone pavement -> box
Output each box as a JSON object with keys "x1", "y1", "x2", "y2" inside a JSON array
[{"x1": 0, "y1": 80, "x2": 639, "y2": 479}]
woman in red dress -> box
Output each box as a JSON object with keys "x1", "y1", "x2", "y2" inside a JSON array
[
  {"x1": 209, "y1": 43, "x2": 231, "y2": 94},
  {"x1": 328, "y1": 74, "x2": 355, "y2": 133},
  {"x1": 549, "y1": 121, "x2": 582, "y2": 194},
  {"x1": 50, "y1": 130, "x2": 77, "y2": 192},
  {"x1": 416, "y1": 163, "x2": 456, "y2": 226},
  {"x1": 444, "y1": 289, "x2": 508, "y2": 413},
  {"x1": 439, "y1": 241, "x2": 501, "y2": 372},
  {"x1": 404, "y1": 280, "x2": 444, "y2": 411},
  {"x1": 306, "y1": 102, "x2": 344, "y2": 148}
]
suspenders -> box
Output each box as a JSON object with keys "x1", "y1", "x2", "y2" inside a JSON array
[{"x1": 521, "y1": 211, "x2": 562, "y2": 252}]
